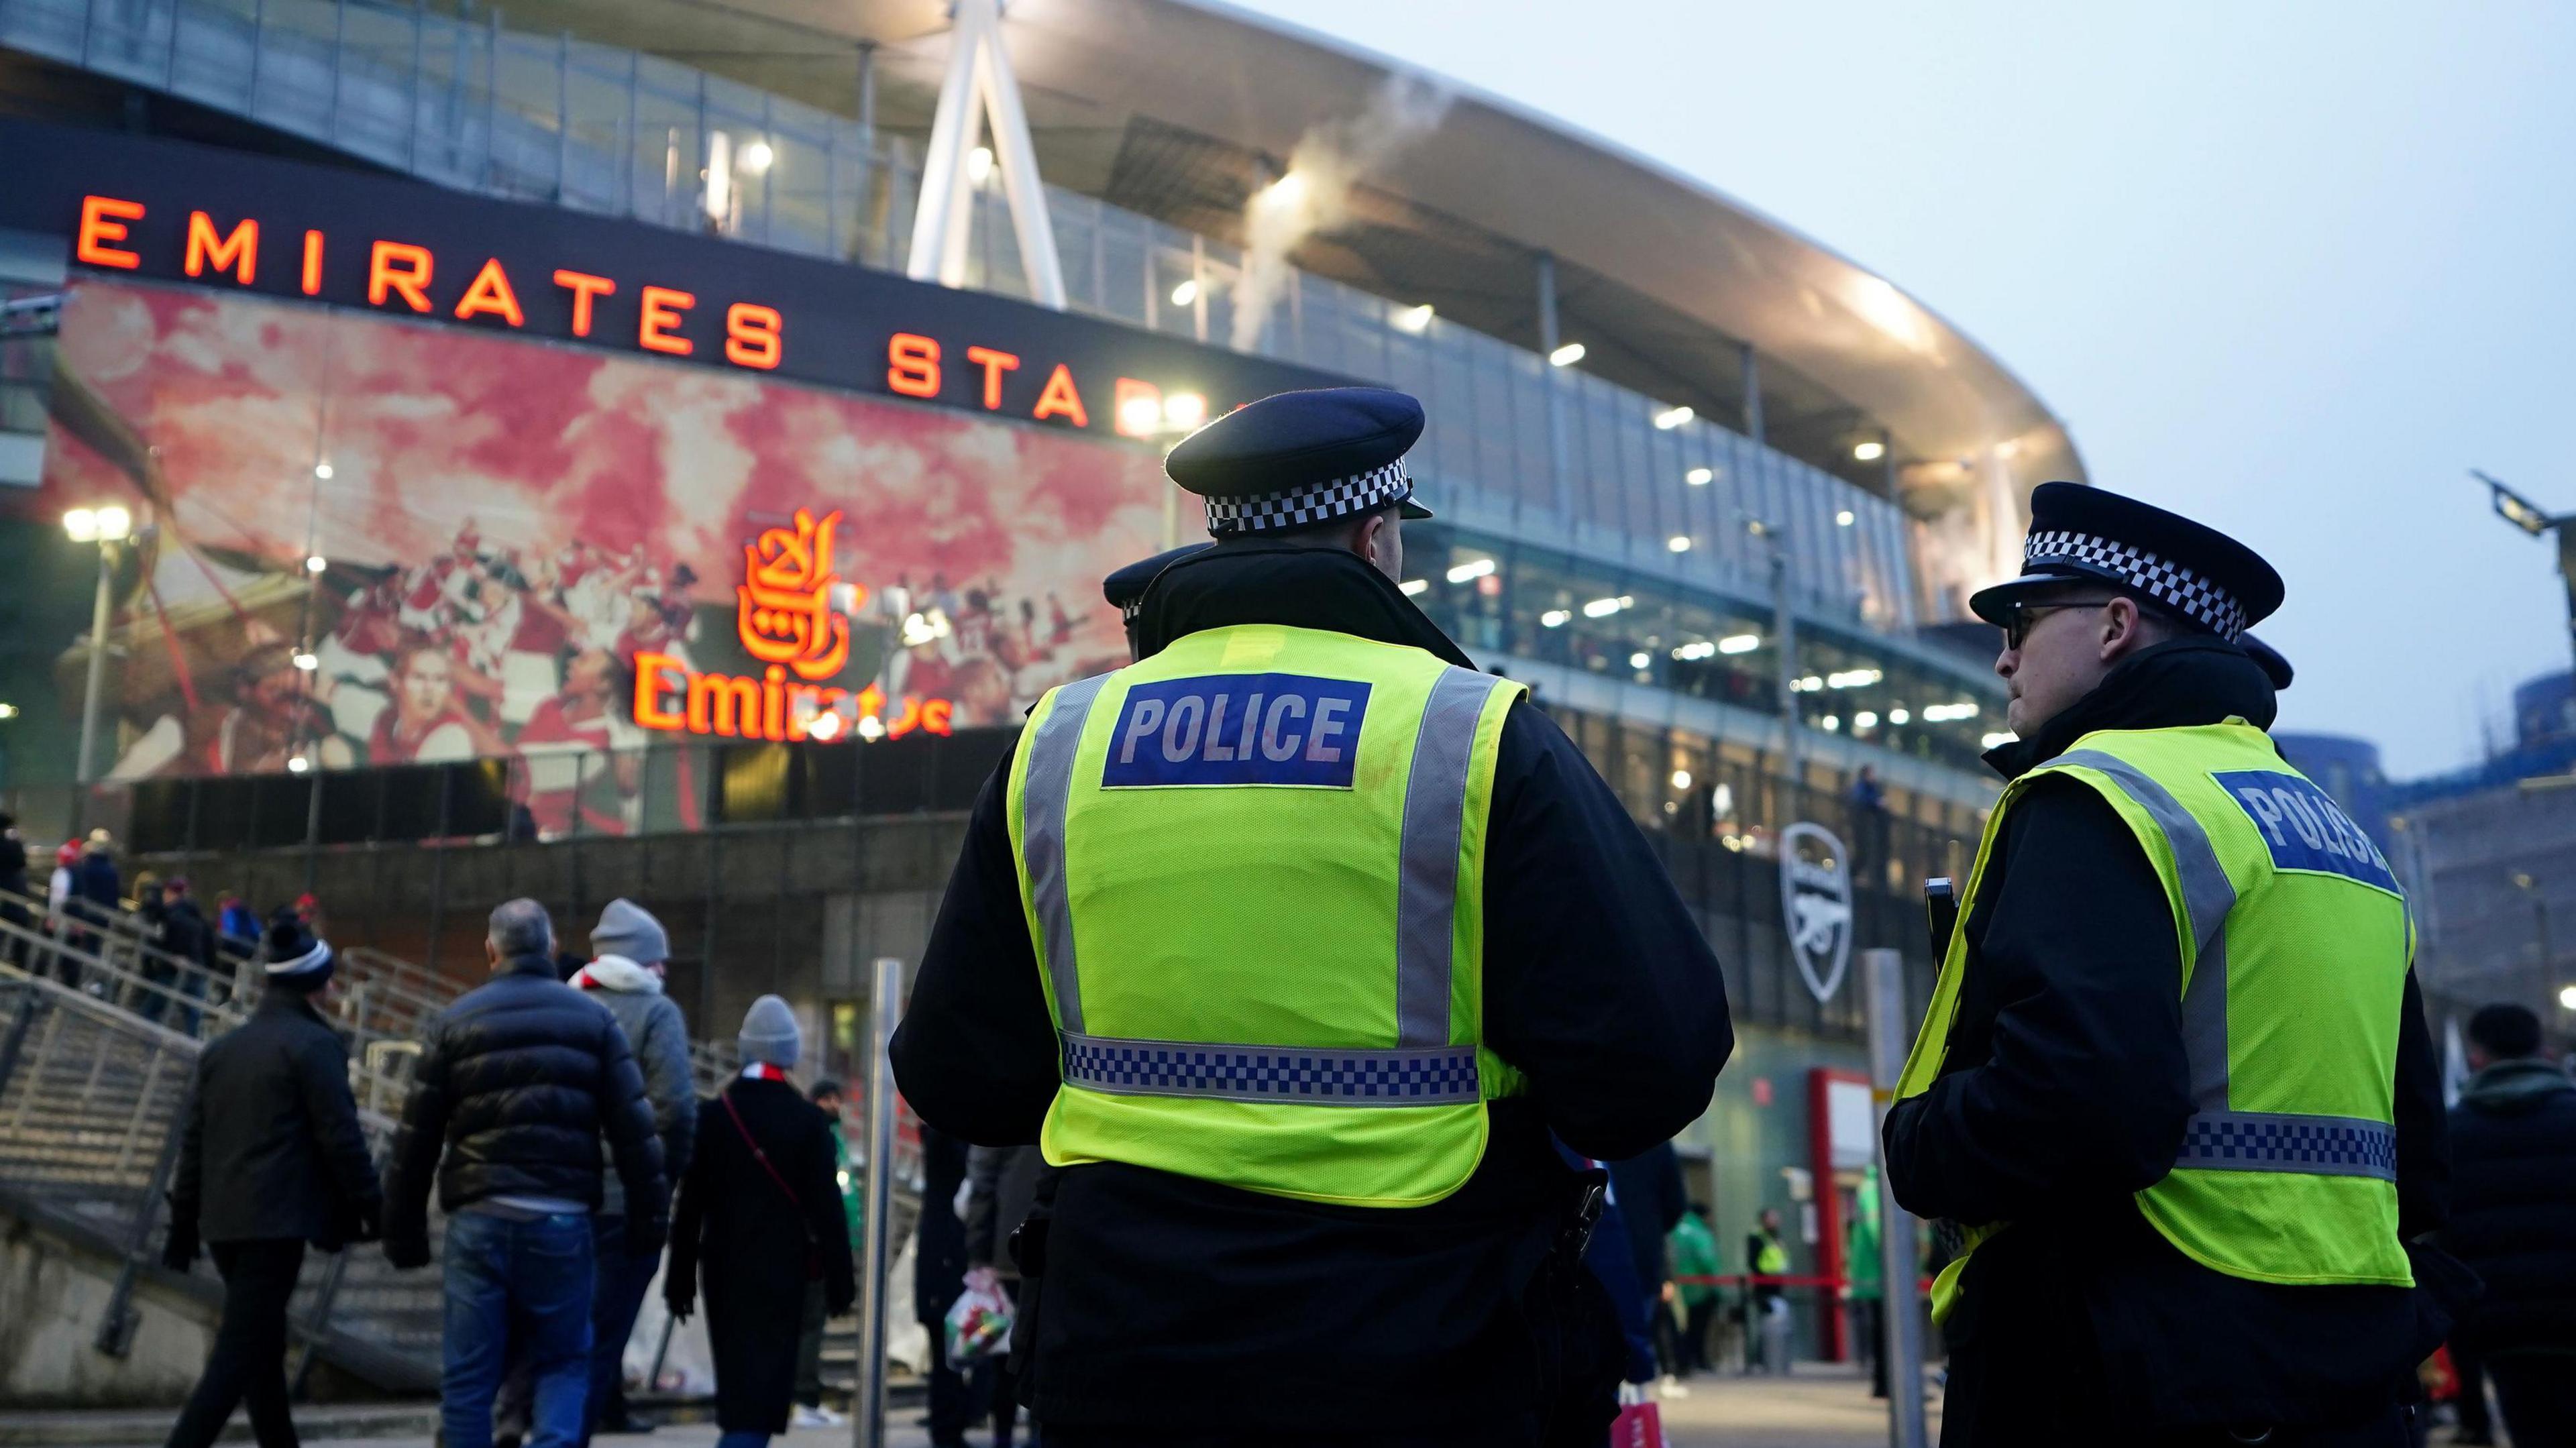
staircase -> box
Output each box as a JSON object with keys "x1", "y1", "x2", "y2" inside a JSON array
[{"x1": 0, "y1": 899, "x2": 922, "y2": 1399}]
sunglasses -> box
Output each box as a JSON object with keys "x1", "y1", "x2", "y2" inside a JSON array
[{"x1": 2001, "y1": 598, "x2": 2122, "y2": 651}]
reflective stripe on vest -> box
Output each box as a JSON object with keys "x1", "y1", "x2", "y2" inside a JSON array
[
  {"x1": 1014, "y1": 649, "x2": 1515, "y2": 1108},
  {"x1": 2051, "y1": 748, "x2": 2398, "y2": 1184}
]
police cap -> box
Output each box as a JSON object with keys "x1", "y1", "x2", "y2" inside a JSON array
[
  {"x1": 2238, "y1": 632, "x2": 2294, "y2": 691},
  {"x1": 1103, "y1": 543, "x2": 1214, "y2": 620},
  {"x1": 1164, "y1": 386, "x2": 1434, "y2": 538},
  {"x1": 1970, "y1": 482, "x2": 2284, "y2": 641}
]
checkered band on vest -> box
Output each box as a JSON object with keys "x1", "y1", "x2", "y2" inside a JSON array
[
  {"x1": 1061, "y1": 1036, "x2": 1482, "y2": 1105},
  {"x1": 2025, "y1": 528, "x2": 2251, "y2": 639},
  {"x1": 2176, "y1": 1115, "x2": 2398, "y2": 1178},
  {"x1": 1203, "y1": 459, "x2": 1411, "y2": 535}
]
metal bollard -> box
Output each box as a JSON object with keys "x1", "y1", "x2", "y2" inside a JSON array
[
  {"x1": 851, "y1": 956, "x2": 902, "y2": 1448},
  {"x1": 1862, "y1": 947, "x2": 1930, "y2": 1448}
]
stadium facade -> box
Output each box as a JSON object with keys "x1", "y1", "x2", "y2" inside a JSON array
[{"x1": 0, "y1": 0, "x2": 2086, "y2": 1349}]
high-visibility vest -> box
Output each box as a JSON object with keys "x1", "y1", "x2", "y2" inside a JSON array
[
  {"x1": 1006, "y1": 622, "x2": 1527, "y2": 1209},
  {"x1": 1896, "y1": 721, "x2": 2414, "y2": 1321}
]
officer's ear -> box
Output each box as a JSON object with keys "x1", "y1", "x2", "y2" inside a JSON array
[
  {"x1": 1355, "y1": 509, "x2": 1403, "y2": 584},
  {"x1": 2097, "y1": 596, "x2": 2166, "y2": 662}
]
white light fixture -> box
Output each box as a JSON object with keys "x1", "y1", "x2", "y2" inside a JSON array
[
  {"x1": 1820, "y1": 715, "x2": 1841, "y2": 733},
  {"x1": 1169, "y1": 278, "x2": 1199, "y2": 308},
  {"x1": 1540, "y1": 609, "x2": 1571, "y2": 628},
  {"x1": 292, "y1": 650, "x2": 319, "y2": 671},
  {"x1": 1855, "y1": 711, "x2": 1879, "y2": 730},
  {"x1": 1982, "y1": 730, "x2": 2018, "y2": 750},
  {"x1": 1717, "y1": 633, "x2": 1760, "y2": 655},
  {"x1": 1446, "y1": 558, "x2": 1497, "y2": 584},
  {"x1": 1671, "y1": 641, "x2": 1716, "y2": 661},
  {"x1": 93, "y1": 505, "x2": 132, "y2": 541},
  {"x1": 738, "y1": 139, "x2": 775, "y2": 174},
  {"x1": 1163, "y1": 392, "x2": 1208, "y2": 429},
  {"x1": 1667, "y1": 535, "x2": 1691, "y2": 553},
  {"x1": 1548, "y1": 342, "x2": 1587, "y2": 368},
  {"x1": 1629, "y1": 651, "x2": 1651, "y2": 669},
  {"x1": 1888, "y1": 708, "x2": 1911, "y2": 725},
  {"x1": 1854, "y1": 440, "x2": 1886, "y2": 461},
  {"x1": 1670, "y1": 769, "x2": 1693, "y2": 791},
  {"x1": 1826, "y1": 668, "x2": 1884, "y2": 689},
  {"x1": 1836, "y1": 510, "x2": 1856, "y2": 526},
  {"x1": 806, "y1": 710, "x2": 845, "y2": 742},
  {"x1": 1259, "y1": 171, "x2": 1310, "y2": 209},
  {"x1": 1653, "y1": 405, "x2": 1695, "y2": 431},
  {"x1": 286, "y1": 755, "x2": 311, "y2": 775},
  {"x1": 0, "y1": 704, "x2": 17, "y2": 720},
  {"x1": 62, "y1": 507, "x2": 97, "y2": 543},
  {"x1": 1392, "y1": 303, "x2": 1435, "y2": 334},
  {"x1": 1686, "y1": 467, "x2": 1715, "y2": 486},
  {"x1": 1119, "y1": 395, "x2": 1162, "y2": 434},
  {"x1": 2561, "y1": 983, "x2": 2576, "y2": 1011},
  {"x1": 305, "y1": 555, "x2": 327, "y2": 574},
  {"x1": 966, "y1": 146, "x2": 995, "y2": 185},
  {"x1": 857, "y1": 714, "x2": 887, "y2": 741},
  {"x1": 1791, "y1": 674, "x2": 1824, "y2": 692},
  {"x1": 1581, "y1": 596, "x2": 1631, "y2": 618},
  {"x1": 1400, "y1": 579, "x2": 1429, "y2": 596},
  {"x1": 1921, "y1": 701, "x2": 1982, "y2": 722},
  {"x1": 313, "y1": 462, "x2": 334, "y2": 480}
]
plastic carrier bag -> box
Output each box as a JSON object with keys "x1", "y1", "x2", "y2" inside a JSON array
[{"x1": 944, "y1": 1268, "x2": 1014, "y2": 1366}]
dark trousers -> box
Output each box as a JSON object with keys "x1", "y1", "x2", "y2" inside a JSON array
[
  {"x1": 794, "y1": 1282, "x2": 828, "y2": 1408},
  {"x1": 923, "y1": 1314, "x2": 973, "y2": 1447},
  {"x1": 165, "y1": 1239, "x2": 307, "y2": 1448},
  {"x1": 977, "y1": 1280, "x2": 1024, "y2": 1445},
  {"x1": 2489, "y1": 1353, "x2": 2576, "y2": 1447},
  {"x1": 1850, "y1": 1299, "x2": 1887, "y2": 1398},
  {"x1": 585, "y1": 1215, "x2": 662, "y2": 1436},
  {"x1": 1680, "y1": 1299, "x2": 1718, "y2": 1374},
  {"x1": 2448, "y1": 1339, "x2": 2492, "y2": 1440}
]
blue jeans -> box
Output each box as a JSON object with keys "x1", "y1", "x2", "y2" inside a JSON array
[
  {"x1": 585, "y1": 1215, "x2": 663, "y2": 1435},
  {"x1": 713, "y1": 1435, "x2": 769, "y2": 1448},
  {"x1": 442, "y1": 1211, "x2": 595, "y2": 1448}
]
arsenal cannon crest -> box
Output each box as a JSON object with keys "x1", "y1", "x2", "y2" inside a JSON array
[{"x1": 1778, "y1": 822, "x2": 1854, "y2": 1003}]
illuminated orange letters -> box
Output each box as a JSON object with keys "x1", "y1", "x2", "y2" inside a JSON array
[
  {"x1": 965, "y1": 346, "x2": 1020, "y2": 409},
  {"x1": 453, "y1": 258, "x2": 526, "y2": 327},
  {"x1": 553, "y1": 270, "x2": 616, "y2": 337},
  {"x1": 737, "y1": 508, "x2": 851, "y2": 681},
  {"x1": 724, "y1": 304, "x2": 783, "y2": 370},
  {"x1": 184, "y1": 213, "x2": 258, "y2": 285},
  {"x1": 1032, "y1": 363, "x2": 1088, "y2": 427},
  {"x1": 639, "y1": 286, "x2": 694, "y2": 355},
  {"x1": 368, "y1": 241, "x2": 434, "y2": 312},
  {"x1": 301, "y1": 231, "x2": 324, "y2": 295},
  {"x1": 888, "y1": 333, "x2": 941, "y2": 398},
  {"x1": 633, "y1": 653, "x2": 687, "y2": 730},
  {"x1": 75, "y1": 196, "x2": 144, "y2": 270}
]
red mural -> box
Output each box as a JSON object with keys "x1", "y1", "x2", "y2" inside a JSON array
[{"x1": 30, "y1": 279, "x2": 1170, "y2": 834}]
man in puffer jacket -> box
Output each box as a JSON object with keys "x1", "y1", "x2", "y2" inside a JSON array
[
  {"x1": 569, "y1": 899, "x2": 696, "y2": 1439},
  {"x1": 382, "y1": 899, "x2": 666, "y2": 1448},
  {"x1": 2443, "y1": 1003, "x2": 2576, "y2": 1445}
]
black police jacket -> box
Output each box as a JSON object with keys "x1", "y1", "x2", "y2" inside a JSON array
[
  {"x1": 170, "y1": 987, "x2": 382, "y2": 1247},
  {"x1": 890, "y1": 542, "x2": 1735, "y2": 1442},
  {"x1": 1883, "y1": 638, "x2": 2454, "y2": 1441},
  {"x1": 382, "y1": 955, "x2": 667, "y2": 1252}
]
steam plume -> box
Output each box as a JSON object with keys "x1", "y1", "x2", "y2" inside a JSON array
[{"x1": 1230, "y1": 74, "x2": 1453, "y2": 351}]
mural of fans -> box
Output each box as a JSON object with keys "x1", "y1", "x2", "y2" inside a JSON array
[{"x1": 21, "y1": 278, "x2": 1166, "y2": 833}]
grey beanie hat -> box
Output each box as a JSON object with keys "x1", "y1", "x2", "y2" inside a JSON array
[
  {"x1": 592, "y1": 897, "x2": 669, "y2": 964},
  {"x1": 739, "y1": 994, "x2": 800, "y2": 1069}
]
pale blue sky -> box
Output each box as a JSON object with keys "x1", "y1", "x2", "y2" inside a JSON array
[{"x1": 1236, "y1": 1, "x2": 2576, "y2": 777}]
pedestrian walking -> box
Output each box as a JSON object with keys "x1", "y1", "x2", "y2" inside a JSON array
[
  {"x1": 1608, "y1": 1144, "x2": 1686, "y2": 1392},
  {"x1": 1843, "y1": 1172, "x2": 1886, "y2": 1400},
  {"x1": 1666, "y1": 1205, "x2": 1720, "y2": 1378},
  {"x1": 912, "y1": 1123, "x2": 975, "y2": 1448},
  {"x1": 380, "y1": 899, "x2": 667, "y2": 1448},
  {"x1": 570, "y1": 899, "x2": 697, "y2": 1440},
  {"x1": 44, "y1": 841, "x2": 79, "y2": 986},
  {"x1": 1744, "y1": 1209, "x2": 1791, "y2": 1376},
  {"x1": 161, "y1": 913, "x2": 382, "y2": 1448},
  {"x1": 0, "y1": 811, "x2": 29, "y2": 968},
  {"x1": 2442, "y1": 1003, "x2": 2576, "y2": 1445},
  {"x1": 890, "y1": 386, "x2": 1733, "y2": 1448},
  {"x1": 962, "y1": 1143, "x2": 1044, "y2": 1447},
  {"x1": 789, "y1": 1078, "x2": 857, "y2": 1429},
  {"x1": 1882, "y1": 484, "x2": 2455, "y2": 1445},
  {"x1": 665, "y1": 997, "x2": 856, "y2": 1448}
]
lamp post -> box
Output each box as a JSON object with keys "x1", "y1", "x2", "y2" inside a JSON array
[
  {"x1": 62, "y1": 504, "x2": 133, "y2": 791},
  {"x1": 2512, "y1": 871, "x2": 2553, "y2": 1016},
  {"x1": 2475, "y1": 470, "x2": 2576, "y2": 676}
]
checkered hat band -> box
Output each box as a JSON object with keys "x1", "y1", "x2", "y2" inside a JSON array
[
  {"x1": 1203, "y1": 459, "x2": 1410, "y2": 536},
  {"x1": 1060, "y1": 1031, "x2": 1481, "y2": 1106},
  {"x1": 2025, "y1": 528, "x2": 2250, "y2": 640}
]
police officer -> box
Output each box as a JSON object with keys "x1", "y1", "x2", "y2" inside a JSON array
[
  {"x1": 1882, "y1": 483, "x2": 2451, "y2": 1445},
  {"x1": 892, "y1": 386, "x2": 1733, "y2": 1448},
  {"x1": 1103, "y1": 541, "x2": 1212, "y2": 661}
]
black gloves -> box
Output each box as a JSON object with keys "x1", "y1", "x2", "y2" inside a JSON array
[
  {"x1": 161, "y1": 1219, "x2": 199, "y2": 1274},
  {"x1": 664, "y1": 1284, "x2": 694, "y2": 1323},
  {"x1": 384, "y1": 1233, "x2": 433, "y2": 1270}
]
